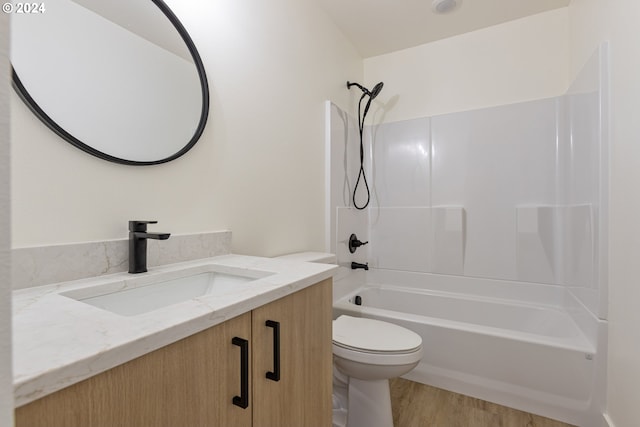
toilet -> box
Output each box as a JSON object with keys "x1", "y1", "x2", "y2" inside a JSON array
[
  {"x1": 332, "y1": 315, "x2": 423, "y2": 427},
  {"x1": 274, "y1": 252, "x2": 423, "y2": 427}
]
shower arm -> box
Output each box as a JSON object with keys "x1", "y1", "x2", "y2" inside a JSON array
[{"x1": 347, "y1": 81, "x2": 370, "y2": 95}]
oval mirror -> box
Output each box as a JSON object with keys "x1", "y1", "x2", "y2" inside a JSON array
[{"x1": 11, "y1": 0, "x2": 209, "y2": 165}]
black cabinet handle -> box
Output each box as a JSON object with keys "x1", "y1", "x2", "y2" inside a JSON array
[
  {"x1": 265, "y1": 320, "x2": 281, "y2": 382},
  {"x1": 231, "y1": 337, "x2": 249, "y2": 409}
]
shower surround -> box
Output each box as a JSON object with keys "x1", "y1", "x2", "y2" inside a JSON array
[{"x1": 327, "y1": 45, "x2": 608, "y2": 425}]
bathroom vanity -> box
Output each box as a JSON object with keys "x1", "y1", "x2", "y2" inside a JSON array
[{"x1": 12, "y1": 255, "x2": 336, "y2": 427}]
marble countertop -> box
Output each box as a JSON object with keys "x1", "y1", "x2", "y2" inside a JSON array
[{"x1": 12, "y1": 254, "x2": 337, "y2": 407}]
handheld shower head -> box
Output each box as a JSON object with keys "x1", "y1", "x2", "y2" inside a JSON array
[
  {"x1": 346, "y1": 80, "x2": 385, "y2": 210},
  {"x1": 369, "y1": 82, "x2": 384, "y2": 100},
  {"x1": 346, "y1": 81, "x2": 384, "y2": 99}
]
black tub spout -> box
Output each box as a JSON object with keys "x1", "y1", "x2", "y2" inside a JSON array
[{"x1": 351, "y1": 262, "x2": 369, "y2": 271}]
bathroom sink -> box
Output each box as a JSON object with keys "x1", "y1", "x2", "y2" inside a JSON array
[{"x1": 61, "y1": 269, "x2": 270, "y2": 316}]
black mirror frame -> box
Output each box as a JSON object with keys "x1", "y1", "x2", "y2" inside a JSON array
[{"x1": 11, "y1": 0, "x2": 210, "y2": 166}]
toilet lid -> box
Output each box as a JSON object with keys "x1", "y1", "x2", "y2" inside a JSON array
[{"x1": 332, "y1": 315, "x2": 422, "y2": 353}]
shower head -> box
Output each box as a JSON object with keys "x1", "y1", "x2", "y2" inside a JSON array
[
  {"x1": 346, "y1": 81, "x2": 384, "y2": 99},
  {"x1": 369, "y1": 82, "x2": 384, "y2": 100},
  {"x1": 346, "y1": 80, "x2": 384, "y2": 211}
]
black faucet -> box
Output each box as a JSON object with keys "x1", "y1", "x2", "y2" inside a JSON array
[
  {"x1": 129, "y1": 220, "x2": 171, "y2": 274},
  {"x1": 351, "y1": 262, "x2": 369, "y2": 271}
]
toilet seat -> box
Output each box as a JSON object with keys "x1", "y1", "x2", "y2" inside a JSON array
[{"x1": 332, "y1": 315, "x2": 422, "y2": 365}]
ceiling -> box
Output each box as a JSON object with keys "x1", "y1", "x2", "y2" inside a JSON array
[{"x1": 317, "y1": 0, "x2": 571, "y2": 58}]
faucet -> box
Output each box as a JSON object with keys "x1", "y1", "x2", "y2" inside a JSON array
[
  {"x1": 351, "y1": 262, "x2": 369, "y2": 271},
  {"x1": 129, "y1": 220, "x2": 171, "y2": 274}
]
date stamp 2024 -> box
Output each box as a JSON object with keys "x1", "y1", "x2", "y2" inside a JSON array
[{"x1": 3, "y1": 2, "x2": 46, "y2": 14}]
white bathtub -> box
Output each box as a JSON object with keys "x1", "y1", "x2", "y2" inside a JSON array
[{"x1": 332, "y1": 268, "x2": 606, "y2": 427}]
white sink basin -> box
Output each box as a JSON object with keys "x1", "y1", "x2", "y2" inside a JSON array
[{"x1": 62, "y1": 269, "x2": 271, "y2": 316}]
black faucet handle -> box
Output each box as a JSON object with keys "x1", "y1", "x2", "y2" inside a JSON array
[
  {"x1": 348, "y1": 233, "x2": 369, "y2": 253},
  {"x1": 129, "y1": 220, "x2": 158, "y2": 232}
]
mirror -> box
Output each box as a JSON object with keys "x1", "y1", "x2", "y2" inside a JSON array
[{"x1": 11, "y1": 0, "x2": 209, "y2": 165}]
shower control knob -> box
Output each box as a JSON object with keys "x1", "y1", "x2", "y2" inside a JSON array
[{"x1": 349, "y1": 234, "x2": 369, "y2": 253}]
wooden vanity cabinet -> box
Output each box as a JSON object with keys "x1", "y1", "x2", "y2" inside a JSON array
[
  {"x1": 252, "y1": 278, "x2": 333, "y2": 427},
  {"x1": 15, "y1": 311, "x2": 253, "y2": 427},
  {"x1": 15, "y1": 279, "x2": 332, "y2": 427}
]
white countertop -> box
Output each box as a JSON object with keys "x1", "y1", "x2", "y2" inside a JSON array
[{"x1": 12, "y1": 254, "x2": 337, "y2": 407}]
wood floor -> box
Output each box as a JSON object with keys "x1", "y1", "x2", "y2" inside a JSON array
[{"x1": 390, "y1": 378, "x2": 576, "y2": 427}]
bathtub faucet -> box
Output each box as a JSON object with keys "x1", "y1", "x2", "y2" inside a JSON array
[{"x1": 351, "y1": 262, "x2": 369, "y2": 271}]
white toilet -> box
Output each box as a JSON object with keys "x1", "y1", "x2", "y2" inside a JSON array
[
  {"x1": 333, "y1": 315, "x2": 423, "y2": 427},
  {"x1": 274, "y1": 252, "x2": 423, "y2": 427}
]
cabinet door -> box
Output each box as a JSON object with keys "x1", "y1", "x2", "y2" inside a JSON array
[
  {"x1": 252, "y1": 279, "x2": 333, "y2": 427},
  {"x1": 16, "y1": 312, "x2": 252, "y2": 427}
]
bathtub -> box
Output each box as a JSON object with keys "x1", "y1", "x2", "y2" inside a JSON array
[{"x1": 332, "y1": 268, "x2": 606, "y2": 427}]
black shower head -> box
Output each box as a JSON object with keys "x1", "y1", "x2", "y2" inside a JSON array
[
  {"x1": 346, "y1": 81, "x2": 384, "y2": 99},
  {"x1": 346, "y1": 80, "x2": 384, "y2": 211},
  {"x1": 369, "y1": 82, "x2": 384, "y2": 100}
]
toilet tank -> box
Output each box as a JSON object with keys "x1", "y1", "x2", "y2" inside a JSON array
[
  {"x1": 275, "y1": 252, "x2": 355, "y2": 306},
  {"x1": 275, "y1": 252, "x2": 337, "y2": 264}
]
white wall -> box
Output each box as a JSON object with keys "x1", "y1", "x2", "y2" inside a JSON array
[
  {"x1": 568, "y1": 1, "x2": 640, "y2": 426},
  {"x1": 0, "y1": 9, "x2": 13, "y2": 427},
  {"x1": 11, "y1": 0, "x2": 363, "y2": 256},
  {"x1": 363, "y1": 8, "x2": 569, "y2": 123}
]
